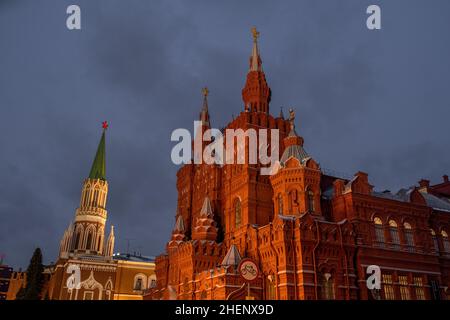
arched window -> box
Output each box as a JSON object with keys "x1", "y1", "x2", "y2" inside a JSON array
[
  {"x1": 74, "y1": 229, "x2": 82, "y2": 250},
  {"x1": 374, "y1": 217, "x2": 385, "y2": 246},
  {"x1": 97, "y1": 234, "x2": 102, "y2": 253},
  {"x1": 134, "y1": 278, "x2": 143, "y2": 291},
  {"x1": 403, "y1": 222, "x2": 415, "y2": 252},
  {"x1": 320, "y1": 272, "x2": 335, "y2": 300},
  {"x1": 288, "y1": 190, "x2": 298, "y2": 214},
  {"x1": 307, "y1": 190, "x2": 315, "y2": 212},
  {"x1": 277, "y1": 194, "x2": 283, "y2": 215},
  {"x1": 133, "y1": 274, "x2": 147, "y2": 291},
  {"x1": 431, "y1": 229, "x2": 439, "y2": 253},
  {"x1": 83, "y1": 188, "x2": 90, "y2": 207},
  {"x1": 235, "y1": 199, "x2": 242, "y2": 228},
  {"x1": 92, "y1": 188, "x2": 100, "y2": 207},
  {"x1": 86, "y1": 232, "x2": 93, "y2": 251},
  {"x1": 149, "y1": 275, "x2": 157, "y2": 289},
  {"x1": 266, "y1": 275, "x2": 276, "y2": 300},
  {"x1": 389, "y1": 220, "x2": 400, "y2": 249},
  {"x1": 441, "y1": 230, "x2": 450, "y2": 253}
]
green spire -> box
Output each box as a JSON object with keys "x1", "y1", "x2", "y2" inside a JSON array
[{"x1": 88, "y1": 125, "x2": 107, "y2": 180}]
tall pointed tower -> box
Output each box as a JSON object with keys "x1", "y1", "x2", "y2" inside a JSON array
[
  {"x1": 242, "y1": 27, "x2": 271, "y2": 113},
  {"x1": 221, "y1": 27, "x2": 287, "y2": 250},
  {"x1": 59, "y1": 122, "x2": 111, "y2": 258}
]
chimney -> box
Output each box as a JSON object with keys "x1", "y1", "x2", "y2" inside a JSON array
[
  {"x1": 443, "y1": 175, "x2": 449, "y2": 183},
  {"x1": 356, "y1": 171, "x2": 369, "y2": 181},
  {"x1": 333, "y1": 179, "x2": 345, "y2": 197},
  {"x1": 419, "y1": 179, "x2": 430, "y2": 188}
]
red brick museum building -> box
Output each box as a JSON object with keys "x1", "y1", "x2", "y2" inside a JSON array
[{"x1": 147, "y1": 29, "x2": 450, "y2": 300}]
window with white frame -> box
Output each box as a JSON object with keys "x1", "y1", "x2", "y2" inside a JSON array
[{"x1": 133, "y1": 274, "x2": 147, "y2": 291}]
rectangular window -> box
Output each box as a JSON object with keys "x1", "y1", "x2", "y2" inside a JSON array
[
  {"x1": 413, "y1": 277, "x2": 426, "y2": 300},
  {"x1": 399, "y1": 275, "x2": 410, "y2": 300},
  {"x1": 382, "y1": 274, "x2": 395, "y2": 300}
]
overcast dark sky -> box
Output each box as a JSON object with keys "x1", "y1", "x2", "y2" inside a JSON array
[{"x1": 1, "y1": 0, "x2": 449, "y2": 269}]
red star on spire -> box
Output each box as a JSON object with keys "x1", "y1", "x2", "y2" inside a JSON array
[{"x1": 102, "y1": 121, "x2": 109, "y2": 130}]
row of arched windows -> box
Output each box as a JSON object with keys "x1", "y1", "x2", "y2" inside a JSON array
[
  {"x1": 71, "y1": 225, "x2": 103, "y2": 252},
  {"x1": 81, "y1": 186, "x2": 107, "y2": 209},
  {"x1": 373, "y1": 217, "x2": 414, "y2": 250},
  {"x1": 373, "y1": 217, "x2": 450, "y2": 253},
  {"x1": 431, "y1": 229, "x2": 450, "y2": 253}
]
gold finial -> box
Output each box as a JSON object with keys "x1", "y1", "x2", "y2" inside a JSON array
[
  {"x1": 289, "y1": 108, "x2": 295, "y2": 122},
  {"x1": 202, "y1": 87, "x2": 209, "y2": 97},
  {"x1": 289, "y1": 108, "x2": 295, "y2": 131},
  {"x1": 251, "y1": 26, "x2": 260, "y2": 42}
]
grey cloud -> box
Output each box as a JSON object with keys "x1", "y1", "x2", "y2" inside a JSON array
[{"x1": 1, "y1": 0, "x2": 450, "y2": 268}]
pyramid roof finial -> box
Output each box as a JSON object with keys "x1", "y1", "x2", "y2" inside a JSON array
[
  {"x1": 174, "y1": 215, "x2": 185, "y2": 233},
  {"x1": 200, "y1": 197, "x2": 213, "y2": 217},
  {"x1": 221, "y1": 244, "x2": 242, "y2": 267}
]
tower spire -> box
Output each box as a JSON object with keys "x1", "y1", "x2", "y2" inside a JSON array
[
  {"x1": 200, "y1": 87, "x2": 210, "y2": 127},
  {"x1": 88, "y1": 122, "x2": 107, "y2": 180},
  {"x1": 250, "y1": 27, "x2": 262, "y2": 71},
  {"x1": 242, "y1": 27, "x2": 271, "y2": 113}
]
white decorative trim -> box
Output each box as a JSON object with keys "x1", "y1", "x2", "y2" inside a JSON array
[{"x1": 79, "y1": 271, "x2": 103, "y2": 299}]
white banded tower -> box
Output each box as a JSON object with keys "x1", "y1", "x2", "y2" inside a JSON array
[{"x1": 59, "y1": 122, "x2": 114, "y2": 258}]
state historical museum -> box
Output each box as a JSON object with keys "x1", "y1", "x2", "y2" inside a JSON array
[{"x1": 147, "y1": 29, "x2": 450, "y2": 300}]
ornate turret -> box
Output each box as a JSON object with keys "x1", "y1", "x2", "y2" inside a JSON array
[
  {"x1": 280, "y1": 109, "x2": 308, "y2": 165},
  {"x1": 192, "y1": 197, "x2": 218, "y2": 241},
  {"x1": 271, "y1": 110, "x2": 321, "y2": 216},
  {"x1": 242, "y1": 27, "x2": 271, "y2": 113},
  {"x1": 169, "y1": 214, "x2": 186, "y2": 245}
]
